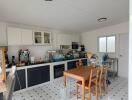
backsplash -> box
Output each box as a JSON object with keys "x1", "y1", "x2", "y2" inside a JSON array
[{"x1": 7, "y1": 45, "x2": 54, "y2": 63}]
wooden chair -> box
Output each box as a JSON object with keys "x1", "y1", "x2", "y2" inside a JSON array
[
  {"x1": 98, "y1": 67, "x2": 107, "y2": 97},
  {"x1": 76, "y1": 60, "x2": 83, "y2": 69},
  {"x1": 0, "y1": 48, "x2": 6, "y2": 82},
  {"x1": 3, "y1": 66, "x2": 16, "y2": 100},
  {"x1": 76, "y1": 68, "x2": 99, "y2": 100}
]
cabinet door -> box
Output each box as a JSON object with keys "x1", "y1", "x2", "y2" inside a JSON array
[
  {"x1": 33, "y1": 31, "x2": 43, "y2": 45},
  {"x1": 6, "y1": 69, "x2": 26, "y2": 91},
  {"x1": 65, "y1": 34, "x2": 71, "y2": 45},
  {"x1": 56, "y1": 33, "x2": 64, "y2": 45},
  {"x1": 67, "y1": 60, "x2": 78, "y2": 70},
  {"x1": 43, "y1": 32, "x2": 51, "y2": 44},
  {"x1": 0, "y1": 93, "x2": 3, "y2": 100},
  {"x1": 27, "y1": 66, "x2": 50, "y2": 87},
  {"x1": 40, "y1": 66, "x2": 50, "y2": 83},
  {"x1": 7, "y1": 27, "x2": 21, "y2": 45},
  {"x1": 81, "y1": 59, "x2": 87, "y2": 66},
  {"x1": 27, "y1": 68, "x2": 41, "y2": 87},
  {"x1": 0, "y1": 22, "x2": 7, "y2": 46},
  {"x1": 71, "y1": 34, "x2": 80, "y2": 43},
  {"x1": 54, "y1": 64, "x2": 65, "y2": 78},
  {"x1": 14, "y1": 69, "x2": 26, "y2": 91},
  {"x1": 21, "y1": 29, "x2": 33, "y2": 45}
]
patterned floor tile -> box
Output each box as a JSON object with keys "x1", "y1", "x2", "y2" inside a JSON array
[{"x1": 13, "y1": 77, "x2": 128, "y2": 100}]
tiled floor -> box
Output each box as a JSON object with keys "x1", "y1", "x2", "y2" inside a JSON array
[{"x1": 13, "y1": 77, "x2": 128, "y2": 100}]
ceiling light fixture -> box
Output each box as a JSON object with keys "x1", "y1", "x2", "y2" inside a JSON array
[
  {"x1": 97, "y1": 17, "x2": 107, "y2": 22},
  {"x1": 44, "y1": 0, "x2": 53, "y2": 1}
]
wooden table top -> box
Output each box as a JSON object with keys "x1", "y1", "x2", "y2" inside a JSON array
[
  {"x1": 64, "y1": 66, "x2": 93, "y2": 80},
  {"x1": 0, "y1": 82, "x2": 6, "y2": 93}
]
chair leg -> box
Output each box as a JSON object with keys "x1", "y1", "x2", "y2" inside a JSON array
[
  {"x1": 96, "y1": 85, "x2": 98, "y2": 100},
  {"x1": 77, "y1": 85, "x2": 79, "y2": 99},
  {"x1": 89, "y1": 89, "x2": 91, "y2": 100},
  {"x1": 99, "y1": 82, "x2": 102, "y2": 97},
  {"x1": 104, "y1": 80, "x2": 106, "y2": 96}
]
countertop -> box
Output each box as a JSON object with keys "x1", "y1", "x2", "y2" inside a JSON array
[{"x1": 6, "y1": 57, "x2": 88, "y2": 72}]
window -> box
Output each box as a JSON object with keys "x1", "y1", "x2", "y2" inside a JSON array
[
  {"x1": 99, "y1": 37, "x2": 106, "y2": 52},
  {"x1": 107, "y1": 36, "x2": 115, "y2": 52},
  {"x1": 98, "y1": 35, "x2": 115, "y2": 53}
]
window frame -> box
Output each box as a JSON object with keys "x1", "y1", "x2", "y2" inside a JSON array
[{"x1": 98, "y1": 35, "x2": 116, "y2": 53}]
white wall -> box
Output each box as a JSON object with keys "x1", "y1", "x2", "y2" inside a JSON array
[
  {"x1": 8, "y1": 45, "x2": 53, "y2": 62},
  {"x1": 0, "y1": 22, "x2": 7, "y2": 46},
  {"x1": 81, "y1": 22, "x2": 129, "y2": 53},
  {"x1": 129, "y1": 1, "x2": 132, "y2": 99},
  {"x1": 81, "y1": 21, "x2": 129, "y2": 78}
]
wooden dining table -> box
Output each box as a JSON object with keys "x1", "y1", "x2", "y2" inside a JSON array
[{"x1": 63, "y1": 66, "x2": 93, "y2": 100}]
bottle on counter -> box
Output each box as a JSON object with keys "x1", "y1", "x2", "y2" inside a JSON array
[{"x1": 11, "y1": 56, "x2": 16, "y2": 65}]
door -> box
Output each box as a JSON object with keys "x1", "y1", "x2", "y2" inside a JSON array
[{"x1": 118, "y1": 33, "x2": 129, "y2": 78}]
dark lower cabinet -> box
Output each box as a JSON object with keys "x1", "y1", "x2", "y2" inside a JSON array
[
  {"x1": 6, "y1": 69, "x2": 26, "y2": 91},
  {"x1": 81, "y1": 59, "x2": 87, "y2": 66},
  {"x1": 14, "y1": 69, "x2": 26, "y2": 91},
  {"x1": 27, "y1": 66, "x2": 50, "y2": 87},
  {"x1": 67, "y1": 60, "x2": 78, "y2": 70},
  {"x1": 41, "y1": 67, "x2": 50, "y2": 83},
  {"x1": 54, "y1": 64, "x2": 65, "y2": 78},
  {"x1": 0, "y1": 93, "x2": 3, "y2": 100}
]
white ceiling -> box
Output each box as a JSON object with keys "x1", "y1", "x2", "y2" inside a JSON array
[{"x1": 0, "y1": 0, "x2": 129, "y2": 33}]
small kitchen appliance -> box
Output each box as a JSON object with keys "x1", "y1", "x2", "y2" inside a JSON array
[{"x1": 18, "y1": 49, "x2": 30, "y2": 65}]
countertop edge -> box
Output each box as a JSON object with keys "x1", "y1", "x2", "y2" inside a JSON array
[{"x1": 6, "y1": 58, "x2": 88, "y2": 72}]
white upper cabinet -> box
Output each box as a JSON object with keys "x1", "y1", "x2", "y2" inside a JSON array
[
  {"x1": 56, "y1": 34, "x2": 68, "y2": 45},
  {"x1": 21, "y1": 29, "x2": 33, "y2": 45},
  {"x1": 56, "y1": 33, "x2": 80, "y2": 46},
  {"x1": 65, "y1": 34, "x2": 72, "y2": 45},
  {"x1": 33, "y1": 31, "x2": 43, "y2": 45},
  {"x1": 33, "y1": 31, "x2": 51, "y2": 45},
  {"x1": 7, "y1": 27, "x2": 33, "y2": 45},
  {"x1": 0, "y1": 22, "x2": 7, "y2": 46},
  {"x1": 43, "y1": 32, "x2": 51, "y2": 44},
  {"x1": 7, "y1": 27, "x2": 21, "y2": 45},
  {"x1": 72, "y1": 34, "x2": 80, "y2": 42}
]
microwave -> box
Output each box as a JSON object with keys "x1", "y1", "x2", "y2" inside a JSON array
[{"x1": 72, "y1": 42, "x2": 79, "y2": 49}]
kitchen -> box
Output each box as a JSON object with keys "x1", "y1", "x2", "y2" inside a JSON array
[
  {"x1": 0, "y1": 21, "x2": 89, "y2": 99},
  {"x1": 0, "y1": 0, "x2": 130, "y2": 100}
]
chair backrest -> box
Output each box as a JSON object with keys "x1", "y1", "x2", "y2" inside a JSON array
[
  {"x1": 88, "y1": 68, "x2": 99, "y2": 87},
  {"x1": 5, "y1": 66, "x2": 16, "y2": 100},
  {"x1": 76, "y1": 60, "x2": 83, "y2": 68}
]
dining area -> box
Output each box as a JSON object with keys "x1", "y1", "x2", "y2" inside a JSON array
[{"x1": 63, "y1": 59, "x2": 108, "y2": 100}]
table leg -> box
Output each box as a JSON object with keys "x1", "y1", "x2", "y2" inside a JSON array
[
  {"x1": 64, "y1": 75, "x2": 66, "y2": 87},
  {"x1": 82, "y1": 79, "x2": 85, "y2": 100}
]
